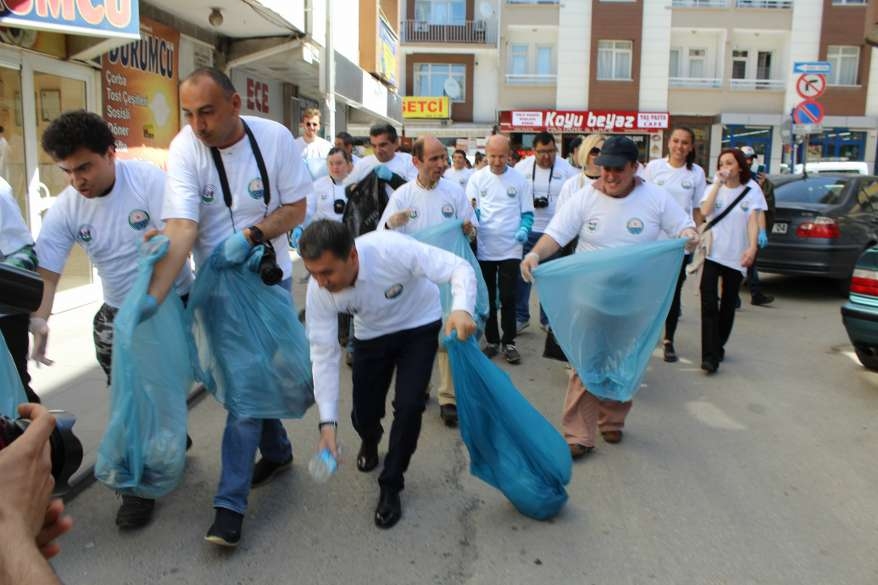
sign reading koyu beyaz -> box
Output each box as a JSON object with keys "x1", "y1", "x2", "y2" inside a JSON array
[
  {"x1": 500, "y1": 110, "x2": 669, "y2": 133},
  {"x1": 0, "y1": 0, "x2": 139, "y2": 39},
  {"x1": 403, "y1": 96, "x2": 450, "y2": 119},
  {"x1": 102, "y1": 16, "x2": 179, "y2": 161}
]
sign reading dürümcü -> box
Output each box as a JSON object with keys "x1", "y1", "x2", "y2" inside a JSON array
[
  {"x1": 500, "y1": 110, "x2": 670, "y2": 133},
  {"x1": 0, "y1": 0, "x2": 139, "y2": 39}
]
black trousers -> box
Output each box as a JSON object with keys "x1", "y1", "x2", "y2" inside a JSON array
[
  {"x1": 479, "y1": 259, "x2": 518, "y2": 346},
  {"x1": 351, "y1": 319, "x2": 441, "y2": 492},
  {"x1": 664, "y1": 255, "x2": 691, "y2": 343},
  {"x1": 0, "y1": 313, "x2": 39, "y2": 403},
  {"x1": 700, "y1": 259, "x2": 744, "y2": 364}
]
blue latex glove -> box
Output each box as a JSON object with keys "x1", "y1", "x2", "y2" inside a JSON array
[
  {"x1": 222, "y1": 232, "x2": 252, "y2": 265},
  {"x1": 247, "y1": 245, "x2": 266, "y2": 273},
  {"x1": 374, "y1": 164, "x2": 393, "y2": 181},
  {"x1": 138, "y1": 294, "x2": 159, "y2": 324},
  {"x1": 758, "y1": 228, "x2": 768, "y2": 249},
  {"x1": 514, "y1": 227, "x2": 529, "y2": 243},
  {"x1": 289, "y1": 226, "x2": 304, "y2": 249}
]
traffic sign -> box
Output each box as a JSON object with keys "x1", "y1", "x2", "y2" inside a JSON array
[
  {"x1": 793, "y1": 100, "x2": 825, "y2": 125},
  {"x1": 793, "y1": 61, "x2": 832, "y2": 74},
  {"x1": 793, "y1": 124, "x2": 823, "y2": 136},
  {"x1": 796, "y1": 74, "x2": 826, "y2": 99}
]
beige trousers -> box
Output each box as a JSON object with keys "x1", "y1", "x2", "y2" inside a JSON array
[{"x1": 562, "y1": 370, "x2": 632, "y2": 448}]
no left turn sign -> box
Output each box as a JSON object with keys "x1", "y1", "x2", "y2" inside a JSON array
[{"x1": 796, "y1": 74, "x2": 826, "y2": 99}]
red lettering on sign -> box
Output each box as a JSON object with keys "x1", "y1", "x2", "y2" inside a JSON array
[{"x1": 246, "y1": 79, "x2": 269, "y2": 114}]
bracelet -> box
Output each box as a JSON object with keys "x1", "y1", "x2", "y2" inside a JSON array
[{"x1": 318, "y1": 421, "x2": 338, "y2": 430}]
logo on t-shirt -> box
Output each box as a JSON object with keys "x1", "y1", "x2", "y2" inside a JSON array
[
  {"x1": 506, "y1": 186, "x2": 517, "y2": 198},
  {"x1": 715, "y1": 200, "x2": 724, "y2": 211},
  {"x1": 409, "y1": 208, "x2": 419, "y2": 220},
  {"x1": 656, "y1": 179, "x2": 665, "y2": 186},
  {"x1": 741, "y1": 201, "x2": 750, "y2": 212},
  {"x1": 248, "y1": 178, "x2": 264, "y2": 200},
  {"x1": 681, "y1": 179, "x2": 693, "y2": 189},
  {"x1": 626, "y1": 218, "x2": 645, "y2": 235},
  {"x1": 201, "y1": 185, "x2": 216, "y2": 205},
  {"x1": 128, "y1": 209, "x2": 150, "y2": 230},
  {"x1": 586, "y1": 218, "x2": 599, "y2": 233},
  {"x1": 479, "y1": 189, "x2": 487, "y2": 198},
  {"x1": 384, "y1": 283, "x2": 404, "y2": 299},
  {"x1": 320, "y1": 192, "x2": 328, "y2": 200},
  {"x1": 76, "y1": 224, "x2": 95, "y2": 244},
  {"x1": 459, "y1": 178, "x2": 466, "y2": 187},
  {"x1": 441, "y1": 203, "x2": 455, "y2": 218}
]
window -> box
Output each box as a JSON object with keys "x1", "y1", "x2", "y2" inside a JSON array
[
  {"x1": 756, "y1": 51, "x2": 772, "y2": 80},
  {"x1": 536, "y1": 45, "x2": 553, "y2": 75},
  {"x1": 832, "y1": 0, "x2": 866, "y2": 4},
  {"x1": 827, "y1": 45, "x2": 860, "y2": 85},
  {"x1": 731, "y1": 49, "x2": 748, "y2": 79},
  {"x1": 509, "y1": 43, "x2": 528, "y2": 75},
  {"x1": 688, "y1": 48, "x2": 706, "y2": 78},
  {"x1": 669, "y1": 48, "x2": 681, "y2": 77},
  {"x1": 414, "y1": 63, "x2": 467, "y2": 102},
  {"x1": 597, "y1": 40, "x2": 633, "y2": 80},
  {"x1": 414, "y1": 0, "x2": 465, "y2": 24}
]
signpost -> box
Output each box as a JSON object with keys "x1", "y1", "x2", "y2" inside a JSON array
[
  {"x1": 793, "y1": 61, "x2": 832, "y2": 74},
  {"x1": 792, "y1": 100, "x2": 825, "y2": 125},
  {"x1": 796, "y1": 74, "x2": 826, "y2": 99},
  {"x1": 790, "y1": 63, "x2": 832, "y2": 173}
]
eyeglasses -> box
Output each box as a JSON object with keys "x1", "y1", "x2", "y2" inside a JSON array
[{"x1": 589, "y1": 147, "x2": 601, "y2": 155}]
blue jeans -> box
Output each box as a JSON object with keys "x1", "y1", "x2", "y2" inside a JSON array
[
  {"x1": 213, "y1": 277, "x2": 294, "y2": 515},
  {"x1": 516, "y1": 231, "x2": 553, "y2": 326}
]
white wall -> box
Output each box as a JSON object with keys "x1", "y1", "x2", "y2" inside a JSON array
[
  {"x1": 231, "y1": 69, "x2": 284, "y2": 124},
  {"x1": 785, "y1": 0, "x2": 824, "y2": 111},
  {"x1": 332, "y1": 0, "x2": 360, "y2": 64},
  {"x1": 669, "y1": 30, "x2": 723, "y2": 80},
  {"x1": 254, "y1": 0, "x2": 306, "y2": 33},
  {"x1": 555, "y1": 0, "x2": 589, "y2": 109},
  {"x1": 473, "y1": 53, "x2": 499, "y2": 123},
  {"x1": 639, "y1": 0, "x2": 670, "y2": 112}
]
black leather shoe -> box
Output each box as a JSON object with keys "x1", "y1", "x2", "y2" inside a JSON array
[
  {"x1": 374, "y1": 488, "x2": 401, "y2": 529},
  {"x1": 440, "y1": 404, "x2": 458, "y2": 428},
  {"x1": 701, "y1": 360, "x2": 718, "y2": 374},
  {"x1": 186, "y1": 434, "x2": 193, "y2": 451},
  {"x1": 357, "y1": 440, "x2": 379, "y2": 472},
  {"x1": 205, "y1": 508, "x2": 243, "y2": 547},
  {"x1": 116, "y1": 495, "x2": 155, "y2": 529},
  {"x1": 663, "y1": 341, "x2": 678, "y2": 363},
  {"x1": 251, "y1": 454, "x2": 293, "y2": 487},
  {"x1": 751, "y1": 292, "x2": 774, "y2": 306}
]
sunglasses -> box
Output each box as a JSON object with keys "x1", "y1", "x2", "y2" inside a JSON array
[{"x1": 589, "y1": 147, "x2": 601, "y2": 155}]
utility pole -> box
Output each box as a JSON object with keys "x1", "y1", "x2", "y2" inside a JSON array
[{"x1": 324, "y1": 0, "x2": 336, "y2": 139}]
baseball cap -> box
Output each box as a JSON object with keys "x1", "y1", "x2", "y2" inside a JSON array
[
  {"x1": 739, "y1": 145, "x2": 757, "y2": 159},
  {"x1": 595, "y1": 136, "x2": 639, "y2": 168}
]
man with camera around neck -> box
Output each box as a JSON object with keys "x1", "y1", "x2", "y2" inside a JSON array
[
  {"x1": 31, "y1": 110, "x2": 194, "y2": 530},
  {"x1": 377, "y1": 135, "x2": 477, "y2": 428},
  {"x1": 146, "y1": 68, "x2": 310, "y2": 547}
]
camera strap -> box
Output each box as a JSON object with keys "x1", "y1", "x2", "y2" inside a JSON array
[
  {"x1": 208, "y1": 119, "x2": 271, "y2": 231},
  {"x1": 532, "y1": 160, "x2": 554, "y2": 200}
]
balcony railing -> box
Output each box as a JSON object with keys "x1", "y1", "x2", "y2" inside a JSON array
[
  {"x1": 736, "y1": 0, "x2": 792, "y2": 7},
  {"x1": 400, "y1": 20, "x2": 498, "y2": 45},
  {"x1": 505, "y1": 73, "x2": 557, "y2": 85},
  {"x1": 730, "y1": 78, "x2": 786, "y2": 90},
  {"x1": 672, "y1": 0, "x2": 729, "y2": 7},
  {"x1": 669, "y1": 77, "x2": 722, "y2": 88}
]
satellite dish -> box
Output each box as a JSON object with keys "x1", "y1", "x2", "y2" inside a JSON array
[
  {"x1": 479, "y1": 1, "x2": 494, "y2": 19},
  {"x1": 443, "y1": 77, "x2": 462, "y2": 100}
]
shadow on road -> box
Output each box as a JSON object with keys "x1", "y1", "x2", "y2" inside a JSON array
[{"x1": 756, "y1": 273, "x2": 848, "y2": 303}]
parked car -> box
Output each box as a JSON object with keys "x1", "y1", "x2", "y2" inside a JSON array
[
  {"x1": 757, "y1": 173, "x2": 878, "y2": 282},
  {"x1": 793, "y1": 161, "x2": 870, "y2": 175},
  {"x1": 841, "y1": 246, "x2": 878, "y2": 370}
]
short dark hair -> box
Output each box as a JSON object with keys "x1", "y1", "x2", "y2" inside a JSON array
[
  {"x1": 183, "y1": 67, "x2": 236, "y2": 97},
  {"x1": 568, "y1": 135, "x2": 584, "y2": 153},
  {"x1": 335, "y1": 131, "x2": 354, "y2": 146},
  {"x1": 41, "y1": 110, "x2": 115, "y2": 160},
  {"x1": 717, "y1": 148, "x2": 753, "y2": 184},
  {"x1": 370, "y1": 123, "x2": 398, "y2": 142},
  {"x1": 327, "y1": 146, "x2": 352, "y2": 163},
  {"x1": 474, "y1": 152, "x2": 485, "y2": 163},
  {"x1": 298, "y1": 219, "x2": 355, "y2": 261},
  {"x1": 452, "y1": 149, "x2": 467, "y2": 158},
  {"x1": 533, "y1": 132, "x2": 555, "y2": 149}
]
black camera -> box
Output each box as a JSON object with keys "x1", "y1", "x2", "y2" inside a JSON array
[
  {"x1": 258, "y1": 241, "x2": 283, "y2": 286},
  {"x1": 533, "y1": 196, "x2": 549, "y2": 209},
  {"x1": 333, "y1": 198, "x2": 346, "y2": 215},
  {"x1": 0, "y1": 411, "x2": 83, "y2": 494}
]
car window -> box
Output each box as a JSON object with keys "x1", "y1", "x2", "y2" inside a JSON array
[
  {"x1": 853, "y1": 179, "x2": 878, "y2": 213},
  {"x1": 774, "y1": 177, "x2": 849, "y2": 205}
]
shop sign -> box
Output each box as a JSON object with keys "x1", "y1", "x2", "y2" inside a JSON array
[
  {"x1": 1, "y1": 0, "x2": 139, "y2": 39},
  {"x1": 102, "y1": 16, "x2": 179, "y2": 165},
  {"x1": 377, "y1": 17, "x2": 398, "y2": 88},
  {"x1": 403, "y1": 96, "x2": 449, "y2": 119},
  {"x1": 501, "y1": 110, "x2": 669, "y2": 133}
]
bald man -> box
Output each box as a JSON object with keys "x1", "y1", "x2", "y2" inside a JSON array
[
  {"x1": 378, "y1": 136, "x2": 477, "y2": 427},
  {"x1": 466, "y1": 135, "x2": 534, "y2": 364}
]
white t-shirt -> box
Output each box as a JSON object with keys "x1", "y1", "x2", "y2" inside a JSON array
[
  {"x1": 557, "y1": 173, "x2": 598, "y2": 211},
  {"x1": 308, "y1": 175, "x2": 347, "y2": 223},
  {"x1": 0, "y1": 178, "x2": 32, "y2": 256},
  {"x1": 36, "y1": 160, "x2": 194, "y2": 308},
  {"x1": 514, "y1": 156, "x2": 577, "y2": 233},
  {"x1": 545, "y1": 180, "x2": 695, "y2": 253},
  {"x1": 162, "y1": 115, "x2": 311, "y2": 280},
  {"x1": 701, "y1": 181, "x2": 767, "y2": 275},
  {"x1": 466, "y1": 166, "x2": 534, "y2": 261},
  {"x1": 644, "y1": 158, "x2": 706, "y2": 217},
  {"x1": 294, "y1": 135, "x2": 332, "y2": 160},
  {"x1": 377, "y1": 177, "x2": 476, "y2": 235},
  {"x1": 443, "y1": 167, "x2": 474, "y2": 190},
  {"x1": 346, "y1": 152, "x2": 418, "y2": 186},
  {"x1": 306, "y1": 230, "x2": 477, "y2": 421}
]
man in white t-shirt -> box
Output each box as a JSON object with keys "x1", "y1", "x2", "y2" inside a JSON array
[
  {"x1": 466, "y1": 134, "x2": 534, "y2": 364},
  {"x1": 346, "y1": 123, "x2": 417, "y2": 186},
  {"x1": 299, "y1": 219, "x2": 477, "y2": 529},
  {"x1": 520, "y1": 136, "x2": 697, "y2": 459},
  {"x1": 293, "y1": 108, "x2": 332, "y2": 180},
  {"x1": 378, "y1": 136, "x2": 477, "y2": 427},
  {"x1": 31, "y1": 110, "x2": 194, "y2": 529},
  {"x1": 145, "y1": 68, "x2": 310, "y2": 547},
  {"x1": 443, "y1": 149, "x2": 474, "y2": 191},
  {"x1": 514, "y1": 132, "x2": 576, "y2": 333}
]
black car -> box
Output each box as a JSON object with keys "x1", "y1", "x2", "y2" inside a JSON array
[{"x1": 757, "y1": 173, "x2": 878, "y2": 281}]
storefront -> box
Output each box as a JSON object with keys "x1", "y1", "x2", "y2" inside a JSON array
[
  {"x1": 721, "y1": 124, "x2": 774, "y2": 171},
  {"x1": 498, "y1": 110, "x2": 670, "y2": 163}
]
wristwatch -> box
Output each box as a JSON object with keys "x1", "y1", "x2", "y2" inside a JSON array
[
  {"x1": 318, "y1": 421, "x2": 338, "y2": 431},
  {"x1": 247, "y1": 225, "x2": 265, "y2": 245}
]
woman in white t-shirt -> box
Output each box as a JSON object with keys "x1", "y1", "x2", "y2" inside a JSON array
[
  {"x1": 644, "y1": 128, "x2": 706, "y2": 363},
  {"x1": 698, "y1": 148, "x2": 766, "y2": 374}
]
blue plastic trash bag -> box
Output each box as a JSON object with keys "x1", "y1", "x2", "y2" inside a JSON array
[
  {"x1": 187, "y1": 240, "x2": 314, "y2": 419},
  {"x1": 444, "y1": 334, "x2": 571, "y2": 520},
  {"x1": 412, "y1": 219, "x2": 489, "y2": 331},
  {"x1": 95, "y1": 236, "x2": 192, "y2": 498},
  {"x1": 534, "y1": 239, "x2": 685, "y2": 402},
  {"x1": 0, "y1": 334, "x2": 28, "y2": 418}
]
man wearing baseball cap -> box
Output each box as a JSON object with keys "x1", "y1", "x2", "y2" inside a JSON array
[{"x1": 739, "y1": 146, "x2": 775, "y2": 306}]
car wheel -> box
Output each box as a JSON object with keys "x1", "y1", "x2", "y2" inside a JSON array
[{"x1": 854, "y1": 345, "x2": 878, "y2": 371}]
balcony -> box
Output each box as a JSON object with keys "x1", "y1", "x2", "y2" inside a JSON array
[
  {"x1": 505, "y1": 73, "x2": 557, "y2": 85},
  {"x1": 670, "y1": 77, "x2": 722, "y2": 88},
  {"x1": 730, "y1": 78, "x2": 785, "y2": 90},
  {"x1": 672, "y1": 0, "x2": 729, "y2": 7},
  {"x1": 401, "y1": 20, "x2": 498, "y2": 45},
  {"x1": 736, "y1": 0, "x2": 792, "y2": 7}
]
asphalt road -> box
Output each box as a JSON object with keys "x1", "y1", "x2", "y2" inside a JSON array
[{"x1": 52, "y1": 274, "x2": 878, "y2": 585}]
